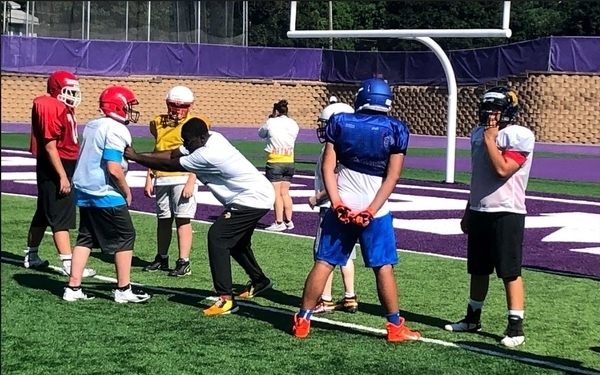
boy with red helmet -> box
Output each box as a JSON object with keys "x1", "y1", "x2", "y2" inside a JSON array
[
  {"x1": 25, "y1": 70, "x2": 96, "y2": 278},
  {"x1": 64, "y1": 85, "x2": 150, "y2": 304}
]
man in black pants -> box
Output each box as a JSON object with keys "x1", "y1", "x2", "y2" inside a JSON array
[{"x1": 125, "y1": 117, "x2": 275, "y2": 315}]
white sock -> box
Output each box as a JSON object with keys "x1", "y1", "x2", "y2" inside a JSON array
[
  {"x1": 60, "y1": 254, "x2": 72, "y2": 268},
  {"x1": 321, "y1": 295, "x2": 332, "y2": 302},
  {"x1": 182, "y1": 257, "x2": 189, "y2": 262},
  {"x1": 344, "y1": 292, "x2": 355, "y2": 298},
  {"x1": 25, "y1": 246, "x2": 39, "y2": 254},
  {"x1": 468, "y1": 298, "x2": 484, "y2": 311},
  {"x1": 508, "y1": 309, "x2": 524, "y2": 319}
]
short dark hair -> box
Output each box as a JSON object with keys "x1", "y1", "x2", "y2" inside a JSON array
[
  {"x1": 273, "y1": 99, "x2": 289, "y2": 115},
  {"x1": 181, "y1": 117, "x2": 209, "y2": 138}
]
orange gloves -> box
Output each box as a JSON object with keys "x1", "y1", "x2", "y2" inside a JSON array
[{"x1": 331, "y1": 202, "x2": 376, "y2": 227}]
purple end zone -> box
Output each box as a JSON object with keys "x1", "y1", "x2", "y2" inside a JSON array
[{"x1": 2, "y1": 149, "x2": 599, "y2": 279}]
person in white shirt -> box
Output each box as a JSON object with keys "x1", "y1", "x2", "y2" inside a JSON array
[
  {"x1": 125, "y1": 117, "x2": 276, "y2": 316},
  {"x1": 445, "y1": 86, "x2": 535, "y2": 348},
  {"x1": 309, "y1": 99, "x2": 359, "y2": 314},
  {"x1": 258, "y1": 100, "x2": 300, "y2": 232},
  {"x1": 64, "y1": 85, "x2": 151, "y2": 304}
]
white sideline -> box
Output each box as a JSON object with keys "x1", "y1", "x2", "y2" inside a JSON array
[{"x1": 1, "y1": 256, "x2": 598, "y2": 375}]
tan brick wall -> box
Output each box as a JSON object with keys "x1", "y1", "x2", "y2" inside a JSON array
[{"x1": 2, "y1": 73, "x2": 598, "y2": 144}]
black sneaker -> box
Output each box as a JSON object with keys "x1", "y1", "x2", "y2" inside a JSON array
[
  {"x1": 143, "y1": 254, "x2": 169, "y2": 272},
  {"x1": 444, "y1": 304, "x2": 482, "y2": 332},
  {"x1": 237, "y1": 278, "x2": 273, "y2": 299},
  {"x1": 168, "y1": 258, "x2": 191, "y2": 277},
  {"x1": 500, "y1": 315, "x2": 525, "y2": 347}
]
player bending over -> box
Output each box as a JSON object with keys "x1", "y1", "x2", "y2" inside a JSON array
[
  {"x1": 142, "y1": 85, "x2": 211, "y2": 277},
  {"x1": 64, "y1": 86, "x2": 151, "y2": 304},
  {"x1": 125, "y1": 118, "x2": 275, "y2": 315},
  {"x1": 293, "y1": 78, "x2": 421, "y2": 342},
  {"x1": 309, "y1": 99, "x2": 358, "y2": 314},
  {"x1": 445, "y1": 87, "x2": 535, "y2": 348},
  {"x1": 24, "y1": 70, "x2": 96, "y2": 277}
]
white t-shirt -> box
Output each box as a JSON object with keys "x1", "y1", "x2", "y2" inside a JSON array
[
  {"x1": 258, "y1": 115, "x2": 299, "y2": 163},
  {"x1": 336, "y1": 166, "x2": 390, "y2": 218},
  {"x1": 469, "y1": 124, "x2": 535, "y2": 214},
  {"x1": 72, "y1": 116, "x2": 132, "y2": 208},
  {"x1": 314, "y1": 146, "x2": 330, "y2": 208},
  {"x1": 179, "y1": 131, "x2": 275, "y2": 210}
]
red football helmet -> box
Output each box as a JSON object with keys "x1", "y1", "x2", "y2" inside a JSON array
[
  {"x1": 47, "y1": 70, "x2": 81, "y2": 108},
  {"x1": 99, "y1": 86, "x2": 140, "y2": 125}
]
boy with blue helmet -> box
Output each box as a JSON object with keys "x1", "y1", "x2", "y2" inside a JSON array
[{"x1": 293, "y1": 78, "x2": 421, "y2": 342}]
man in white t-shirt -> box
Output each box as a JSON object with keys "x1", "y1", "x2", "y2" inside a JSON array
[
  {"x1": 125, "y1": 117, "x2": 276, "y2": 316},
  {"x1": 65, "y1": 85, "x2": 151, "y2": 304},
  {"x1": 445, "y1": 86, "x2": 535, "y2": 348}
]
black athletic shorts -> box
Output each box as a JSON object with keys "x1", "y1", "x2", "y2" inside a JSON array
[
  {"x1": 467, "y1": 210, "x2": 525, "y2": 279},
  {"x1": 75, "y1": 205, "x2": 136, "y2": 254},
  {"x1": 265, "y1": 162, "x2": 295, "y2": 183},
  {"x1": 31, "y1": 158, "x2": 76, "y2": 231}
]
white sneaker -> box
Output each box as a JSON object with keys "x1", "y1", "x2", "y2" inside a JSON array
[
  {"x1": 500, "y1": 335, "x2": 525, "y2": 348},
  {"x1": 63, "y1": 287, "x2": 95, "y2": 302},
  {"x1": 23, "y1": 252, "x2": 49, "y2": 269},
  {"x1": 285, "y1": 221, "x2": 295, "y2": 230},
  {"x1": 61, "y1": 265, "x2": 97, "y2": 278},
  {"x1": 113, "y1": 287, "x2": 151, "y2": 304},
  {"x1": 265, "y1": 222, "x2": 286, "y2": 232}
]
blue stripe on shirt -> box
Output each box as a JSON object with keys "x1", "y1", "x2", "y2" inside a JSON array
[
  {"x1": 102, "y1": 148, "x2": 123, "y2": 163},
  {"x1": 75, "y1": 190, "x2": 126, "y2": 208}
]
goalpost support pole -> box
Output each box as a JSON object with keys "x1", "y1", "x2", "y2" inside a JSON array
[{"x1": 287, "y1": 1, "x2": 512, "y2": 184}]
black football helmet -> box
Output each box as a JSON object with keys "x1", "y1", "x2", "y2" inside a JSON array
[{"x1": 478, "y1": 86, "x2": 520, "y2": 125}]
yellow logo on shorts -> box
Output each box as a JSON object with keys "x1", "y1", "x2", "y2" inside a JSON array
[{"x1": 224, "y1": 212, "x2": 231, "y2": 219}]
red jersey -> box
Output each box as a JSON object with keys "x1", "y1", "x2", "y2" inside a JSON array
[{"x1": 30, "y1": 96, "x2": 80, "y2": 161}]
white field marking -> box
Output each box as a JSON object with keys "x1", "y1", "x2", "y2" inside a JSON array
[
  {"x1": 6, "y1": 192, "x2": 600, "y2": 281},
  {"x1": 2, "y1": 148, "x2": 599, "y2": 207},
  {"x1": 1, "y1": 256, "x2": 598, "y2": 375}
]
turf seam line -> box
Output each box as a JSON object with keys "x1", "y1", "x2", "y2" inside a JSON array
[{"x1": 1, "y1": 256, "x2": 598, "y2": 375}]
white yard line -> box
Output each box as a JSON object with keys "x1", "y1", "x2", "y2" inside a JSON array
[{"x1": 1, "y1": 255, "x2": 598, "y2": 375}]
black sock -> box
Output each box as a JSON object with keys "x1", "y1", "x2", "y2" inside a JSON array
[{"x1": 117, "y1": 284, "x2": 130, "y2": 291}]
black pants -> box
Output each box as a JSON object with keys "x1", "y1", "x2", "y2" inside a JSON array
[
  {"x1": 207, "y1": 204, "x2": 270, "y2": 296},
  {"x1": 467, "y1": 211, "x2": 525, "y2": 279},
  {"x1": 31, "y1": 159, "x2": 77, "y2": 231}
]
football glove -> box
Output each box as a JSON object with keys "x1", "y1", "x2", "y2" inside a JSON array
[
  {"x1": 352, "y1": 207, "x2": 376, "y2": 227},
  {"x1": 332, "y1": 202, "x2": 354, "y2": 224}
]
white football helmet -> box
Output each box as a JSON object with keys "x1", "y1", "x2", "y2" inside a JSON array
[
  {"x1": 317, "y1": 102, "x2": 354, "y2": 143},
  {"x1": 166, "y1": 85, "x2": 194, "y2": 121}
]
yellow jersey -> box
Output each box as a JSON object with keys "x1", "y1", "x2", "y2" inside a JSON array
[{"x1": 149, "y1": 114, "x2": 211, "y2": 179}]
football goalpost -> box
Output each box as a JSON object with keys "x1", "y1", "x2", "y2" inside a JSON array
[{"x1": 287, "y1": 1, "x2": 513, "y2": 184}]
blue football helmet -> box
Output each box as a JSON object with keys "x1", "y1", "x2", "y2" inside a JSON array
[{"x1": 354, "y1": 78, "x2": 393, "y2": 113}]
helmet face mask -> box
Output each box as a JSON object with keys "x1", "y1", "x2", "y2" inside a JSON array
[
  {"x1": 316, "y1": 119, "x2": 327, "y2": 143},
  {"x1": 47, "y1": 71, "x2": 81, "y2": 109},
  {"x1": 167, "y1": 101, "x2": 192, "y2": 122},
  {"x1": 99, "y1": 86, "x2": 140, "y2": 125},
  {"x1": 478, "y1": 86, "x2": 520, "y2": 126}
]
